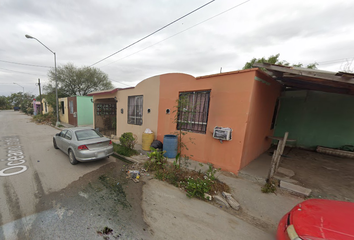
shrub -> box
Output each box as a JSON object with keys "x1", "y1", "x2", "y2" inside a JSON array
[
  {"x1": 119, "y1": 132, "x2": 136, "y2": 149},
  {"x1": 113, "y1": 142, "x2": 137, "y2": 157},
  {"x1": 184, "y1": 177, "x2": 212, "y2": 199},
  {"x1": 153, "y1": 165, "x2": 183, "y2": 187},
  {"x1": 144, "y1": 158, "x2": 229, "y2": 200},
  {"x1": 205, "y1": 163, "x2": 220, "y2": 181},
  {"x1": 144, "y1": 147, "x2": 166, "y2": 171},
  {"x1": 33, "y1": 113, "x2": 56, "y2": 125},
  {"x1": 261, "y1": 180, "x2": 277, "y2": 193},
  {"x1": 181, "y1": 164, "x2": 220, "y2": 199},
  {"x1": 27, "y1": 107, "x2": 34, "y2": 115}
]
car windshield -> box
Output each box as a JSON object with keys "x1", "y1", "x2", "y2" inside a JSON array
[{"x1": 75, "y1": 129, "x2": 103, "y2": 141}]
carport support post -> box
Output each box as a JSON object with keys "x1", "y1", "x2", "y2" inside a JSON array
[
  {"x1": 275, "y1": 132, "x2": 288, "y2": 170},
  {"x1": 267, "y1": 132, "x2": 288, "y2": 181}
]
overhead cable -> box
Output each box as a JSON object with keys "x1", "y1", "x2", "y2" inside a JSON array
[
  {"x1": 100, "y1": 0, "x2": 251, "y2": 68},
  {"x1": 0, "y1": 67, "x2": 46, "y2": 77},
  {"x1": 0, "y1": 59, "x2": 51, "y2": 68},
  {"x1": 110, "y1": 79, "x2": 134, "y2": 87},
  {"x1": 90, "y1": 0, "x2": 215, "y2": 66},
  {"x1": 317, "y1": 58, "x2": 354, "y2": 65}
]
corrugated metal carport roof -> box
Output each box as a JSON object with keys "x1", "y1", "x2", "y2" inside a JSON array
[{"x1": 253, "y1": 63, "x2": 354, "y2": 95}]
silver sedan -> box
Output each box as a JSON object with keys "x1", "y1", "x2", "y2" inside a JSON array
[{"x1": 53, "y1": 127, "x2": 114, "y2": 165}]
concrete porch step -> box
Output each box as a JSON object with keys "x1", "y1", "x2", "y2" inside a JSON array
[{"x1": 279, "y1": 181, "x2": 312, "y2": 197}]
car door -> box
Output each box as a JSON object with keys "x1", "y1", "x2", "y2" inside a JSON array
[
  {"x1": 61, "y1": 130, "x2": 73, "y2": 153},
  {"x1": 57, "y1": 130, "x2": 68, "y2": 150}
]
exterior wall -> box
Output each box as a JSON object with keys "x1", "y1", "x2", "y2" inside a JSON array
[
  {"x1": 77, "y1": 96, "x2": 93, "y2": 126},
  {"x1": 41, "y1": 98, "x2": 53, "y2": 114},
  {"x1": 274, "y1": 90, "x2": 354, "y2": 149},
  {"x1": 116, "y1": 76, "x2": 160, "y2": 144},
  {"x1": 33, "y1": 101, "x2": 41, "y2": 115},
  {"x1": 59, "y1": 97, "x2": 69, "y2": 124},
  {"x1": 157, "y1": 71, "x2": 256, "y2": 174},
  {"x1": 240, "y1": 70, "x2": 282, "y2": 169}
]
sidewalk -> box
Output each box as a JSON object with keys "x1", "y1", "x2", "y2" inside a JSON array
[
  {"x1": 54, "y1": 122, "x2": 93, "y2": 130},
  {"x1": 181, "y1": 158, "x2": 303, "y2": 232},
  {"x1": 142, "y1": 179, "x2": 275, "y2": 240},
  {"x1": 122, "y1": 149, "x2": 304, "y2": 235}
]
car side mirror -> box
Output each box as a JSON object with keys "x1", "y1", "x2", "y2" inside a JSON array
[{"x1": 56, "y1": 133, "x2": 60, "y2": 136}]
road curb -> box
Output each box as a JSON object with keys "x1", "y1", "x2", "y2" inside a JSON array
[{"x1": 111, "y1": 153, "x2": 138, "y2": 164}]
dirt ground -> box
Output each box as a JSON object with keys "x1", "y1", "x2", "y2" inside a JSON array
[
  {"x1": 278, "y1": 147, "x2": 354, "y2": 202},
  {"x1": 27, "y1": 160, "x2": 152, "y2": 240}
]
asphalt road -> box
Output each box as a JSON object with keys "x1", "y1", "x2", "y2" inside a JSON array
[
  {"x1": 0, "y1": 110, "x2": 150, "y2": 240},
  {"x1": 0, "y1": 110, "x2": 275, "y2": 240}
]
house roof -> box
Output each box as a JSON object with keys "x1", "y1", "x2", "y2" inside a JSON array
[
  {"x1": 196, "y1": 68, "x2": 257, "y2": 79},
  {"x1": 87, "y1": 88, "x2": 118, "y2": 96},
  {"x1": 253, "y1": 63, "x2": 354, "y2": 95},
  {"x1": 87, "y1": 87, "x2": 135, "y2": 96}
]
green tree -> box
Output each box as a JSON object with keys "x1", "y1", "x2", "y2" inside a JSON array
[
  {"x1": 45, "y1": 63, "x2": 114, "y2": 96},
  {"x1": 8, "y1": 92, "x2": 23, "y2": 107},
  {"x1": 0, "y1": 96, "x2": 11, "y2": 109},
  {"x1": 172, "y1": 94, "x2": 195, "y2": 169},
  {"x1": 8, "y1": 92, "x2": 35, "y2": 113},
  {"x1": 242, "y1": 53, "x2": 318, "y2": 70},
  {"x1": 43, "y1": 89, "x2": 69, "y2": 115}
]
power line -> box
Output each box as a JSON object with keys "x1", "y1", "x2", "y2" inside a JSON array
[
  {"x1": 110, "y1": 79, "x2": 134, "y2": 87},
  {"x1": 0, "y1": 59, "x2": 51, "y2": 68},
  {"x1": 317, "y1": 57, "x2": 354, "y2": 65},
  {"x1": 0, "y1": 67, "x2": 47, "y2": 77},
  {"x1": 90, "y1": 0, "x2": 216, "y2": 67},
  {"x1": 100, "y1": 0, "x2": 251, "y2": 68},
  {"x1": 29, "y1": 86, "x2": 38, "y2": 94}
]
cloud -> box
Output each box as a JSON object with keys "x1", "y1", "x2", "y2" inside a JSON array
[{"x1": 1, "y1": 0, "x2": 354, "y2": 96}]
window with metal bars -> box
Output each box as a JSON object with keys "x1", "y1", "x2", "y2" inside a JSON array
[
  {"x1": 128, "y1": 95, "x2": 143, "y2": 125},
  {"x1": 177, "y1": 91, "x2": 210, "y2": 134}
]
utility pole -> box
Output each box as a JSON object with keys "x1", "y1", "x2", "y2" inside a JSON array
[{"x1": 38, "y1": 78, "x2": 42, "y2": 114}]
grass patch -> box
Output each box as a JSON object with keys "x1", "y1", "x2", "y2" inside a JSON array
[
  {"x1": 111, "y1": 154, "x2": 134, "y2": 163},
  {"x1": 32, "y1": 113, "x2": 56, "y2": 125},
  {"x1": 156, "y1": 163, "x2": 229, "y2": 199},
  {"x1": 261, "y1": 179, "x2": 278, "y2": 193},
  {"x1": 113, "y1": 142, "x2": 138, "y2": 157},
  {"x1": 145, "y1": 152, "x2": 230, "y2": 200}
]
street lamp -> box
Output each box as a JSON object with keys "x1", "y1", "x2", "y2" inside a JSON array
[
  {"x1": 13, "y1": 82, "x2": 24, "y2": 93},
  {"x1": 25, "y1": 34, "x2": 60, "y2": 126}
]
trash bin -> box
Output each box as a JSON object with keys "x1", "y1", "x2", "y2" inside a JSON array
[
  {"x1": 142, "y1": 132, "x2": 154, "y2": 151},
  {"x1": 163, "y1": 135, "x2": 178, "y2": 158}
]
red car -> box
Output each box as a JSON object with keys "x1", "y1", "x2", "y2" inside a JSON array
[{"x1": 277, "y1": 199, "x2": 354, "y2": 240}]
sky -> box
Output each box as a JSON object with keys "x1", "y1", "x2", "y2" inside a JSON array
[{"x1": 1, "y1": 0, "x2": 354, "y2": 96}]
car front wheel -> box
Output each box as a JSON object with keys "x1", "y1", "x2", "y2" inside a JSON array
[
  {"x1": 68, "y1": 150, "x2": 78, "y2": 165},
  {"x1": 53, "y1": 138, "x2": 59, "y2": 149}
]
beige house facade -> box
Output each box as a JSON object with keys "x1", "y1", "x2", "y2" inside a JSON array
[
  {"x1": 41, "y1": 98, "x2": 53, "y2": 114},
  {"x1": 58, "y1": 97, "x2": 69, "y2": 124},
  {"x1": 88, "y1": 75, "x2": 160, "y2": 144}
]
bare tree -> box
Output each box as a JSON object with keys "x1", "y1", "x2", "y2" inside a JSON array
[
  {"x1": 45, "y1": 63, "x2": 114, "y2": 96},
  {"x1": 340, "y1": 59, "x2": 353, "y2": 73}
]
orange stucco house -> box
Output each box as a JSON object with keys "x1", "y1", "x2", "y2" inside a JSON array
[{"x1": 89, "y1": 68, "x2": 281, "y2": 174}]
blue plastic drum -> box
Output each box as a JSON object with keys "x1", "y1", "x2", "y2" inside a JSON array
[{"x1": 163, "y1": 135, "x2": 178, "y2": 158}]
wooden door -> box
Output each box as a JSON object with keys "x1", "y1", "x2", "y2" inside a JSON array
[{"x1": 68, "y1": 97, "x2": 77, "y2": 126}]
